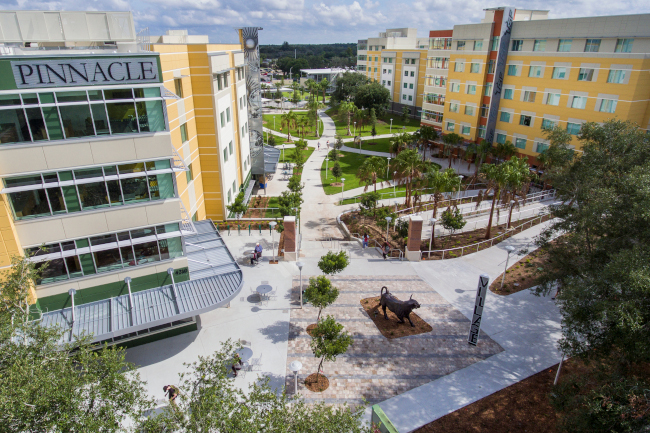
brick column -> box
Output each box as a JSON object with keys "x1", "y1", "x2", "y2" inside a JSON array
[
  {"x1": 283, "y1": 216, "x2": 297, "y2": 261},
  {"x1": 405, "y1": 216, "x2": 422, "y2": 261}
]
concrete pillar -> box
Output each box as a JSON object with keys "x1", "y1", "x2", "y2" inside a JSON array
[
  {"x1": 405, "y1": 216, "x2": 422, "y2": 262},
  {"x1": 283, "y1": 216, "x2": 297, "y2": 261}
]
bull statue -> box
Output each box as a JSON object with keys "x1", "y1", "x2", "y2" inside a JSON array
[{"x1": 379, "y1": 286, "x2": 421, "y2": 327}]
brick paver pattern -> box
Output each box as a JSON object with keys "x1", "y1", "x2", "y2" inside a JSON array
[{"x1": 286, "y1": 275, "x2": 503, "y2": 405}]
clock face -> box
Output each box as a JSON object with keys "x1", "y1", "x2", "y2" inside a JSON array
[{"x1": 245, "y1": 38, "x2": 257, "y2": 49}]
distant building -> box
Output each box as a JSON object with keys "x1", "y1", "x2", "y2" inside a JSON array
[{"x1": 299, "y1": 68, "x2": 347, "y2": 93}]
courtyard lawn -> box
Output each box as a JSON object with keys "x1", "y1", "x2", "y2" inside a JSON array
[
  {"x1": 278, "y1": 146, "x2": 315, "y2": 164},
  {"x1": 263, "y1": 113, "x2": 324, "y2": 141},
  {"x1": 349, "y1": 136, "x2": 393, "y2": 154},
  {"x1": 320, "y1": 150, "x2": 388, "y2": 195},
  {"x1": 325, "y1": 107, "x2": 421, "y2": 138}
]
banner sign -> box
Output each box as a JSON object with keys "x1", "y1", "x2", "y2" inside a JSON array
[
  {"x1": 468, "y1": 273, "x2": 490, "y2": 346},
  {"x1": 11, "y1": 57, "x2": 159, "y2": 88},
  {"x1": 484, "y1": 7, "x2": 514, "y2": 145}
]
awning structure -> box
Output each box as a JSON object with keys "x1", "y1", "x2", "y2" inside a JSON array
[
  {"x1": 39, "y1": 221, "x2": 242, "y2": 345},
  {"x1": 263, "y1": 145, "x2": 281, "y2": 174}
]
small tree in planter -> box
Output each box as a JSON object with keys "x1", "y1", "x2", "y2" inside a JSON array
[
  {"x1": 440, "y1": 207, "x2": 466, "y2": 248},
  {"x1": 318, "y1": 250, "x2": 350, "y2": 276},
  {"x1": 226, "y1": 191, "x2": 248, "y2": 221},
  {"x1": 307, "y1": 315, "x2": 352, "y2": 392},
  {"x1": 332, "y1": 162, "x2": 342, "y2": 182},
  {"x1": 268, "y1": 134, "x2": 276, "y2": 146},
  {"x1": 303, "y1": 276, "x2": 339, "y2": 322},
  {"x1": 328, "y1": 149, "x2": 340, "y2": 162}
]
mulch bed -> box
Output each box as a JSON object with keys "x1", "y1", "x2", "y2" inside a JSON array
[
  {"x1": 305, "y1": 373, "x2": 330, "y2": 392},
  {"x1": 360, "y1": 296, "x2": 432, "y2": 339},
  {"x1": 305, "y1": 323, "x2": 317, "y2": 337},
  {"x1": 489, "y1": 247, "x2": 548, "y2": 295}
]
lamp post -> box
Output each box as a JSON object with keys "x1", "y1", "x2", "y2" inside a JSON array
[
  {"x1": 428, "y1": 217, "x2": 437, "y2": 257},
  {"x1": 282, "y1": 143, "x2": 285, "y2": 163},
  {"x1": 507, "y1": 200, "x2": 515, "y2": 229},
  {"x1": 274, "y1": 117, "x2": 276, "y2": 130},
  {"x1": 500, "y1": 246, "x2": 516, "y2": 291},
  {"x1": 393, "y1": 171, "x2": 397, "y2": 197},
  {"x1": 269, "y1": 221, "x2": 277, "y2": 263},
  {"x1": 390, "y1": 118, "x2": 393, "y2": 133},
  {"x1": 457, "y1": 175, "x2": 464, "y2": 203},
  {"x1": 394, "y1": 200, "x2": 399, "y2": 212},
  {"x1": 340, "y1": 177, "x2": 346, "y2": 202},
  {"x1": 385, "y1": 216, "x2": 392, "y2": 243},
  {"x1": 68, "y1": 288, "x2": 77, "y2": 325},
  {"x1": 325, "y1": 157, "x2": 329, "y2": 180},
  {"x1": 289, "y1": 361, "x2": 303, "y2": 394},
  {"x1": 386, "y1": 157, "x2": 391, "y2": 180},
  {"x1": 297, "y1": 261, "x2": 304, "y2": 308},
  {"x1": 353, "y1": 121, "x2": 356, "y2": 136}
]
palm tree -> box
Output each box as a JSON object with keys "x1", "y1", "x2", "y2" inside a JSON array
[
  {"x1": 417, "y1": 126, "x2": 438, "y2": 162},
  {"x1": 320, "y1": 78, "x2": 329, "y2": 103},
  {"x1": 357, "y1": 156, "x2": 387, "y2": 192},
  {"x1": 297, "y1": 116, "x2": 310, "y2": 138},
  {"x1": 442, "y1": 133, "x2": 462, "y2": 168},
  {"x1": 280, "y1": 110, "x2": 297, "y2": 141},
  {"x1": 393, "y1": 149, "x2": 427, "y2": 207},
  {"x1": 470, "y1": 140, "x2": 493, "y2": 185},
  {"x1": 338, "y1": 101, "x2": 357, "y2": 136},
  {"x1": 423, "y1": 167, "x2": 456, "y2": 219},
  {"x1": 389, "y1": 132, "x2": 411, "y2": 157},
  {"x1": 493, "y1": 140, "x2": 517, "y2": 163}
]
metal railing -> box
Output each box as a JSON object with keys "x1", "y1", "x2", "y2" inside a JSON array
[
  {"x1": 351, "y1": 233, "x2": 404, "y2": 261},
  {"x1": 420, "y1": 213, "x2": 552, "y2": 260}
]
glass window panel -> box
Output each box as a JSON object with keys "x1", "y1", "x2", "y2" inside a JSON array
[
  {"x1": 503, "y1": 88, "x2": 513, "y2": 100},
  {"x1": 93, "y1": 248, "x2": 123, "y2": 273},
  {"x1": 145, "y1": 161, "x2": 156, "y2": 171},
  {"x1": 121, "y1": 245, "x2": 136, "y2": 267},
  {"x1": 131, "y1": 227, "x2": 156, "y2": 239},
  {"x1": 35, "y1": 258, "x2": 68, "y2": 285},
  {"x1": 58, "y1": 171, "x2": 73, "y2": 181},
  {"x1": 104, "y1": 88, "x2": 133, "y2": 100},
  {"x1": 132, "y1": 241, "x2": 160, "y2": 264},
  {"x1": 59, "y1": 104, "x2": 94, "y2": 138},
  {"x1": 41, "y1": 106, "x2": 64, "y2": 140},
  {"x1": 0, "y1": 94, "x2": 23, "y2": 106},
  {"x1": 159, "y1": 237, "x2": 183, "y2": 260},
  {"x1": 56, "y1": 91, "x2": 87, "y2": 103},
  {"x1": 106, "y1": 180, "x2": 123, "y2": 205},
  {"x1": 117, "y1": 231, "x2": 131, "y2": 242},
  {"x1": 106, "y1": 101, "x2": 138, "y2": 134},
  {"x1": 79, "y1": 253, "x2": 96, "y2": 275},
  {"x1": 77, "y1": 182, "x2": 110, "y2": 209},
  {"x1": 156, "y1": 223, "x2": 180, "y2": 234},
  {"x1": 180, "y1": 123, "x2": 188, "y2": 142},
  {"x1": 88, "y1": 90, "x2": 103, "y2": 101},
  {"x1": 120, "y1": 177, "x2": 149, "y2": 203},
  {"x1": 118, "y1": 162, "x2": 145, "y2": 174},
  {"x1": 143, "y1": 87, "x2": 161, "y2": 98},
  {"x1": 103, "y1": 166, "x2": 117, "y2": 176},
  {"x1": 61, "y1": 241, "x2": 75, "y2": 251},
  {"x1": 25, "y1": 243, "x2": 58, "y2": 257},
  {"x1": 150, "y1": 173, "x2": 174, "y2": 200},
  {"x1": 22, "y1": 93, "x2": 39, "y2": 105},
  {"x1": 136, "y1": 100, "x2": 165, "y2": 132},
  {"x1": 90, "y1": 233, "x2": 117, "y2": 246},
  {"x1": 46, "y1": 187, "x2": 66, "y2": 214},
  {"x1": 38, "y1": 93, "x2": 55, "y2": 104},
  {"x1": 9, "y1": 190, "x2": 51, "y2": 219},
  {"x1": 76, "y1": 238, "x2": 89, "y2": 249},
  {"x1": 4, "y1": 175, "x2": 42, "y2": 188},
  {"x1": 43, "y1": 173, "x2": 57, "y2": 183},
  {"x1": 26, "y1": 107, "x2": 47, "y2": 140},
  {"x1": 515, "y1": 138, "x2": 526, "y2": 149},
  {"x1": 61, "y1": 185, "x2": 81, "y2": 212},
  {"x1": 0, "y1": 108, "x2": 30, "y2": 143},
  {"x1": 74, "y1": 168, "x2": 104, "y2": 179},
  {"x1": 91, "y1": 104, "x2": 110, "y2": 135},
  {"x1": 65, "y1": 256, "x2": 83, "y2": 279}
]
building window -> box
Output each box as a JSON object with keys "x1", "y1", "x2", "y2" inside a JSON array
[
  {"x1": 571, "y1": 96, "x2": 587, "y2": 109},
  {"x1": 599, "y1": 99, "x2": 617, "y2": 113},
  {"x1": 529, "y1": 66, "x2": 543, "y2": 78},
  {"x1": 511, "y1": 40, "x2": 523, "y2": 51},
  {"x1": 410, "y1": 71, "x2": 415, "y2": 77},
  {"x1": 403, "y1": 95, "x2": 407, "y2": 100},
  {"x1": 552, "y1": 67, "x2": 567, "y2": 79},
  {"x1": 229, "y1": 140, "x2": 233, "y2": 155},
  {"x1": 615, "y1": 39, "x2": 633, "y2": 53},
  {"x1": 409, "y1": 83, "x2": 414, "y2": 89},
  {"x1": 404, "y1": 83, "x2": 408, "y2": 89},
  {"x1": 223, "y1": 147, "x2": 228, "y2": 162},
  {"x1": 404, "y1": 70, "x2": 409, "y2": 76},
  {"x1": 227, "y1": 190, "x2": 231, "y2": 203},
  {"x1": 457, "y1": 41, "x2": 466, "y2": 50},
  {"x1": 186, "y1": 162, "x2": 193, "y2": 184},
  {"x1": 174, "y1": 79, "x2": 183, "y2": 98},
  {"x1": 461, "y1": 125, "x2": 470, "y2": 135},
  {"x1": 535, "y1": 142, "x2": 549, "y2": 153},
  {"x1": 507, "y1": 65, "x2": 518, "y2": 76},
  {"x1": 429, "y1": 37, "x2": 453, "y2": 50},
  {"x1": 464, "y1": 105, "x2": 475, "y2": 116},
  {"x1": 387, "y1": 81, "x2": 391, "y2": 86},
  {"x1": 607, "y1": 70, "x2": 626, "y2": 84},
  {"x1": 578, "y1": 68, "x2": 595, "y2": 81},
  {"x1": 481, "y1": 104, "x2": 489, "y2": 117},
  {"x1": 180, "y1": 123, "x2": 188, "y2": 143},
  {"x1": 226, "y1": 107, "x2": 231, "y2": 122},
  {"x1": 408, "y1": 95, "x2": 413, "y2": 101},
  {"x1": 382, "y1": 80, "x2": 386, "y2": 86},
  {"x1": 450, "y1": 83, "x2": 460, "y2": 92},
  {"x1": 220, "y1": 112, "x2": 226, "y2": 128},
  {"x1": 427, "y1": 57, "x2": 450, "y2": 69},
  {"x1": 545, "y1": 93, "x2": 560, "y2": 106},
  {"x1": 422, "y1": 110, "x2": 443, "y2": 123},
  {"x1": 566, "y1": 122, "x2": 582, "y2": 135},
  {"x1": 558, "y1": 39, "x2": 572, "y2": 52},
  {"x1": 523, "y1": 91, "x2": 536, "y2": 103},
  {"x1": 490, "y1": 36, "x2": 500, "y2": 51},
  {"x1": 503, "y1": 88, "x2": 514, "y2": 100},
  {"x1": 541, "y1": 118, "x2": 556, "y2": 129},
  {"x1": 454, "y1": 62, "x2": 465, "y2": 72},
  {"x1": 514, "y1": 138, "x2": 526, "y2": 149},
  {"x1": 478, "y1": 126, "x2": 486, "y2": 138},
  {"x1": 519, "y1": 115, "x2": 532, "y2": 126},
  {"x1": 470, "y1": 63, "x2": 480, "y2": 73},
  {"x1": 426, "y1": 93, "x2": 445, "y2": 105},
  {"x1": 500, "y1": 111, "x2": 511, "y2": 123},
  {"x1": 484, "y1": 83, "x2": 492, "y2": 96},
  {"x1": 584, "y1": 39, "x2": 601, "y2": 52},
  {"x1": 446, "y1": 122, "x2": 455, "y2": 132},
  {"x1": 467, "y1": 85, "x2": 476, "y2": 95},
  {"x1": 496, "y1": 133, "x2": 507, "y2": 144},
  {"x1": 449, "y1": 102, "x2": 459, "y2": 112},
  {"x1": 487, "y1": 59, "x2": 495, "y2": 74},
  {"x1": 473, "y1": 40, "x2": 483, "y2": 51},
  {"x1": 533, "y1": 40, "x2": 546, "y2": 52}
]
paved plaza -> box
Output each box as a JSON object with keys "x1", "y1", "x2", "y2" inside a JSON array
[{"x1": 286, "y1": 275, "x2": 503, "y2": 405}]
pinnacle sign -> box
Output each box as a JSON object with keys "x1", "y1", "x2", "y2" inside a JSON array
[
  {"x1": 468, "y1": 274, "x2": 490, "y2": 346},
  {"x1": 11, "y1": 57, "x2": 159, "y2": 88}
]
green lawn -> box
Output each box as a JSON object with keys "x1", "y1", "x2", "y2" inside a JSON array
[
  {"x1": 320, "y1": 151, "x2": 389, "y2": 195},
  {"x1": 346, "y1": 136, "x2": 392, "y2": 154},
  {"x1": 263, "y1": 113, "x2": 324, "y2": 140},
  {"x1": 278, "y1": 147, "x2": 315, "y2": 164},
  {"x1": 325, "y1": 107, "x2": 421, "y2": 138}
]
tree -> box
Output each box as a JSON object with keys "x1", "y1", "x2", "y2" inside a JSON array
[
  {"x1": 417, "y1": 125, "x2": 438, "y2": 162},
  {"x1": 226, "y1": 191, "x2": 248, "y2": 220},
  {"x1": 332, "y1": 162, "x2": 342, "y2": 182},
  {"x1": 303, "y1": 276, "x2": 340, "y2": 322},
  {"x1": 280, "y1": 110, "x2": 296, "y2": 141},
  {"x1": 141, "y1": 340, "x2": 370, "y2": 432},
  {"x1": 318, "y1": 250, "x2": 350, "y2": 275},
  {"x1": 401, "y1": 106, "x2": 410, "y2": 123},
  {"x1": 310, "y1": 315, "x2": 352, "y2": 381},
  {"x1": 359, "y1": 191, "x2": 381, "y2": 217},
  {"x1": 287, "y1": 174, "x2": 304, "y2": 193},
  {"x1": 493, "y1": 140, "x2": 517, "y2": 163},
  {"x1": 0, "y1": 255, "x2": 154, "y2": 432},
  {"x1": 538, "y1": 125, "x2": 576, "y2": 190},
  {"x1": 389, "y1": 131, "x2": 411, "y2": 157},
  {"x1": 267, "y1": 133, "x2": 276, "y2": 146},
  {"x1": 369, "y1": 107, "x2": 377, "y2": 130},
  {"x1": 442, "y1": 133, "x2": 463, "y2": 168},
  {"x1": 423, "y1": 167, "x2": 456, "y2": 218},
  {"x1": 278, "y1": 190, "x2": 303, "y2": 219},
  {"x1": 338, "y1": 101, "x2": 357, "y2": 136},
  {"x1": 331, "y1": 71, "x2": 370, "y2": 104},
  {"x1": 440, "y1": 207, "x2": 466, "y2": 235},
  {"x1": 319, "y1": 78, "x2": 329, "y2": 103},
  {"x1": 291, "y1": 81, "x2": 300, "y2": 105},
  {"x1": 357, "y1": 156, "x2": 386, "y2": 192},
  {"x1": 328, "y1": 149, "x2": 339, "y2": 162},
  {"x1": 334, "y1": 136, "x2": 344, "y2": 150},
  {"x1": 353, "y1": 82, "x2": 391, "y2": 117},
  {"x1": 393, "y1": 149, "x2": 427, "y2": 207}
]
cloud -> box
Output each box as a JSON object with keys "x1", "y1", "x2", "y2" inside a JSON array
[{"x1": 312, "y1": 1, "x2": 386, "y2": 27}]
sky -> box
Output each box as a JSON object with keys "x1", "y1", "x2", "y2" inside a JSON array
[{"x1": 1, "y1": 0, "x2": 649, "y2": 45}]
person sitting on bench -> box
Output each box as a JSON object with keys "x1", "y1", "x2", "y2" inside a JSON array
[{"x1": 251, "y1": 243, "x2": 263, "y2": 265}]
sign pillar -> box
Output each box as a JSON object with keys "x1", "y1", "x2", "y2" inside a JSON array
[{"x1": 468, "y1": 274, "x2": 490, "y2": 346}]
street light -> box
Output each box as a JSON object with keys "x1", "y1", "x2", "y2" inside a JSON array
[
  {"x1": 340, "y1": 177, "x2": 346, "y2": 202},
  {"x1": 289, "y1": 360, "x2": 303, "y2": 394},
  {"x1": 390, "y1": 118, "x2": 393, "y2": 133},
  {"x1": 269, "y1": 221, "x2": 278, "y2": 263},
  {"x1": 386, "y1": 157, "x2": 391, "y2": 180},
  {"x1": 393, "y1": 171, "x2": 397, "y2": 197},
  {"x1": 297, "y1": 261, "x2": 304, "y2": 308},
  {"x1": 500, "y1": 246, "x2": 516, "y2": 291},
  {"x1": 507, "y1": 200, "x2": 516, "y2": 229},
  {"x1": 325, "y1": 157, "x2": 329, "y2": 180},
  {"x1": 353, "y1": 121, "x2": 356, "y2": 136},
  {"x1": 394, "y1": 200, "x2": 399, "y2": 212},
  {"x1": 457, "y1": 175, "x2": 464, "y2": 203},
  {"x1": 385, "y1": 216, "x2": 392, "y2": 243},
  {"x1": 428, "y1": 217, "x2": 437, "y2": 257},
  {"x1": 282, "y1": 143, "x2": 285, "y2": 163}
]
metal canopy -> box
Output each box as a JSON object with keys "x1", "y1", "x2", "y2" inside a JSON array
[{"x1": 39, "y1": 220, "x2": 242, "y2": 344}]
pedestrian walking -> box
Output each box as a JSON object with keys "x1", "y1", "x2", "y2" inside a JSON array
[
  {"x1": 362, "y1": 233, "x2": 369, "y2": 249},
  {"x1": 326, "y1": 140, "x2": 330, "y2": 150},
  {"x1": 382, "y1": 242, "x2": 391, "y2": 260},
  {"x1": 317, "y1": 141, "x2": 320, "y2": 150},
  {"x1": 163, "y1": 385, "x2": 179, "y2": 404},
  {"x1": 232, "y1": 353, "x2": 243, "y2": 377}
]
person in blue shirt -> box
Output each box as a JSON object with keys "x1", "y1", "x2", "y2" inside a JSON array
[{"x1": 251, "y1": 243, "x2": 263, "y2": 265}]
